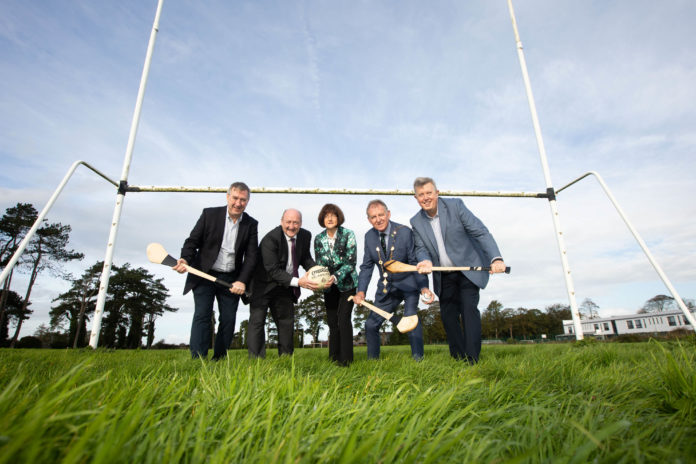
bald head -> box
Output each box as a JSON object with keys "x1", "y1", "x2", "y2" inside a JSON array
[{"x1": 281, "y1": 209, "x2": 302, "y2": 238}]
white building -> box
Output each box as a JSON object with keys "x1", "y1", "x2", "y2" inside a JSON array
[{"x1": 562, "y1": 309, "x2": 695, "y2": 338}]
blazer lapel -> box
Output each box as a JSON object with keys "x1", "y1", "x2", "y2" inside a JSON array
[
  {"x1": 214, "y1": 207, "x2": 227, "y2": 247},
  {"x1": 418, "y1": 210, "x2": 438, "y2": 252},
  {"x1": 233, "y1": 213, "x2": 247, "y2": 253},
  {"x1": 279, "y1": 227, "x2": 289, "y2": 265},
  {"x1": 296, "y1": 231, "x2": 306, "y2": 262},
  {"x1": 368, "y1": 229, "x2": 380, "y2": 259},
  {"x1": 385, "y1": 221, "x2": 393, "y2": 252},
  {"x1": 438, "y1": 199, "x2": 448, "y2": 242}
]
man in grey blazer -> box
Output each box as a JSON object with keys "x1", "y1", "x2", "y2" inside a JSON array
[
  {"x1": 410, "y1": 177, "x2": 506, "y2": 364},
  {"x1": 174, "y1": 182, "x2": 258, "y2": 360}
]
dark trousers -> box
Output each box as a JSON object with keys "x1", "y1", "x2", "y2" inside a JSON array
[
  {"x1": 190, "y1": 271, "x2": 240, "y2": 359},
  {"x1": 440, "y1": 272, "x2": 481, "y2": 363},
  {"x1": 248, "y1": 287, "x2": 295, "y2": 358},
  {"x1": 323, "y1": 285, "x2": 355, "y2": 365},
  {"x1": 365, "y1": 288, "x2": 424, "y2": 360}
]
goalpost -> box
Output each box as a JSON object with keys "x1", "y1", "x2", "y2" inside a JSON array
[{"x1": 2, "y1": 0, "x2": 693, "y2": 348}]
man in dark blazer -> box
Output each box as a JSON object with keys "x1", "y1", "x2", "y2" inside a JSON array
[
  {"x1": 354, "y1": 200, "x2": 434, "y2": 360},
  {"x1": 247, "y1": 209, "x2": 322, "y2": 357},
  {"x1": 410, "y1": 177, "x2": 506, "y2": 364},
  {"x1": 174, "y1": 182, "x2": 258, "y2": 360}
]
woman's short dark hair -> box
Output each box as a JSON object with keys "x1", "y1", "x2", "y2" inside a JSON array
[{"x1": 318, "y1": 203, "x2": 345, "y2": 228}]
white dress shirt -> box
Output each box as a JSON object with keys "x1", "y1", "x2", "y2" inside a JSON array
[
  {"x1": 211, "y1": 211, "x2": 239, "y2": 272},
  {"x1": 427, "y1": 213, "x2": 455, "y2": 267},
  {"x1": 428, "y1": 210, "x2": 502, "y2": 265}
]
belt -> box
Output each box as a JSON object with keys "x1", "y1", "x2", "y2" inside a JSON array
[{"x1": 209, "y1": 269, "x2": 234, "y2": 276}]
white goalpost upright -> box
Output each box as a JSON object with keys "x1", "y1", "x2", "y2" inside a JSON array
[
  {"x1": 505, "y1": 0, "x2": 584, "y2": 338},
  {"x1": 88, "y1": 0, "x2": 165, "y2": 349}
]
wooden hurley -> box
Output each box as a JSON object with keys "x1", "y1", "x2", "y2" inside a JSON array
[
  {"x1": 348, "y1": 296, "x2": 418, "y2": 333},
  {"x1": 383, "y1": 259, "x2": 511, "y2": 274},
  {"x1": 146, "y1": 242, "x2": 234, "y2": 288}
]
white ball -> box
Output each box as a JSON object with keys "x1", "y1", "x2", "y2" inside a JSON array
[{"x1": 306, "y1": 265, "x2": 331, "y2": 289}]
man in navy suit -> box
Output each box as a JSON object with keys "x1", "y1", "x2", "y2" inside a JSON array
[
  {"x1": 174, "y1": 182, "x2": 259, "y2": 360},
  {"x1": 410, "y1": 177, "x2": 506, "y2": 364},
  {"x1": 247, "y1": 209, "x2": 324, "y2": 358},
  {"x1": 354, "y1": 200, "x2": 434, "y2": 360}
]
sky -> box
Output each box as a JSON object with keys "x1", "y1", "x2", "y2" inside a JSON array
[{"x1": 1, "y1": 0, "x2": 695, "y2": 345}]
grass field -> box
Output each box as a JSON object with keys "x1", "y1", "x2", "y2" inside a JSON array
[{"x1": 1, "y1": 340, "x2": 694, "y2": 463}]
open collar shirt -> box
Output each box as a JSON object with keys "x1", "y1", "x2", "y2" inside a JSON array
[
  {"x1": 211, "y1": 211, "x2": 240, "y2": 272},
  {"x1": 426, "y1": 211, "x2": 455, "y2": 267}
]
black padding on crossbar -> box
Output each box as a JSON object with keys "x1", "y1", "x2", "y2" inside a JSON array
[
  {"x1": 118, "y1": 180, "x2": 129, "y2": 196},
  {"x1": 545, "y1": 187, "x2": 556, "y2": 201}
]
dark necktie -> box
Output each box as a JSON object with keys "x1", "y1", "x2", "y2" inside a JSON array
[
  {"x1": 291, "y1": 238, "x2": 300, "y2": 299},
  {"x1": 380, "y1": 232, "x2": 387, "y2": 255}
]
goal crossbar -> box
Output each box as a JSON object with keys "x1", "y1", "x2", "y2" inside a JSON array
[{"x1": 126, "y1": 184, "x2": 548, "y2": 198}]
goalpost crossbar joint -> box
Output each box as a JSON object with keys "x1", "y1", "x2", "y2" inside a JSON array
[{"x1": 0, "y1": 160, "x2": 119, "y2": 288}]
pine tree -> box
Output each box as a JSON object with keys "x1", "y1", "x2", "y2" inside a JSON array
[
  {"x1": 50, "y1": 261, "x2": 103, "y2": 348},
  {"x1": 0, "y1": 203, "x2": 38, "y2": 343},
  {"x1": 10, "y1": 221, "x2": 83, "y2": 347}
]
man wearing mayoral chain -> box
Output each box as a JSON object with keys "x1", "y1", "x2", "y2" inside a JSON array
[{"x1": 354, "y1": 199, "x2": 434, "y2": 360}]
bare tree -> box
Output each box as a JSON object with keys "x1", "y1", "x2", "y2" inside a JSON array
[
  {"x1": 579, "y1": 298, "x2": 600, "y2": 319},
  {"x1": 639, "y1": 294, "x2": 676, "y2": 313}
]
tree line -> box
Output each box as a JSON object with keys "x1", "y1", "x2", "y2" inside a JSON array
[
  {"x1": 287, "y1": 294, "x2": 694, "y2": 347},
  {"x1": 1, "y1": 202, "x2": 177, "y2": 348},
  {"x1": 283, "y1": 295, "x2": 572, "y2": 346}
]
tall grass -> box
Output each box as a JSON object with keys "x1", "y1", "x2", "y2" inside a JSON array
[{"x1": 1, "y1": 340, "x2": 694, "y2": 463}]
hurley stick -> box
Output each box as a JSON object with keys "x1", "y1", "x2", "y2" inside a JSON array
[
  {"x1": 383, "y1": 259, "x2": 511, "y2": 274},
  {"x1": 146, "y1": 242, "x2": 234, "y2": 288},
  {"x1": 348, "y1": 296, "x2": 418, "y2": 333}
]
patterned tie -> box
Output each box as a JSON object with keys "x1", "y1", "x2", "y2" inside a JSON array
[
  {"x1": 291, "y1": 238, "x2": 300, "y2": 299},
  {"x1": 380, "y1": 232, "x2": 387, "y2": 255}
]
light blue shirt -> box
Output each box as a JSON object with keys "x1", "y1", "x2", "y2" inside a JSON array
[
  {"x1": 211, "y1": 211, "x2": 239, "y2": 272},
  {"x1": 427, "y1": 209, "x2": 502, "y2": 267},
  {"x1": 426, "y1": 213, "x2": 454, "y2": 267}
]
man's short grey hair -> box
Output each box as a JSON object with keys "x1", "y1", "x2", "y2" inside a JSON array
[
  {"x1": 228, "y1": 182, "x2": 251, "y2": 195},
  {"x1": 413, "y1": 177, "x2": 436, "y2": 191},
  {"x1": 366, "y1": 199, "x2": 388, "y2": 215}
]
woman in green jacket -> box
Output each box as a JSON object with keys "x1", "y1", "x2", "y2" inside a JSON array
[{"x1": 314, "y1": 204, "x2": 358, "y2": 366}]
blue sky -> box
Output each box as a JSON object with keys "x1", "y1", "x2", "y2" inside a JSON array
[{"x1": 1, "y1": 0, "x2": 695, "y2": 344}]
